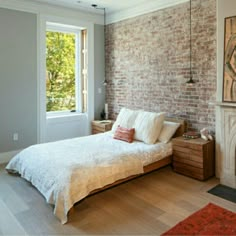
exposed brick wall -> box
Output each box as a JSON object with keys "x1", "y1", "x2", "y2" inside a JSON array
[{"x1": 105, "y1": 0, "x2": 216, "y2": 131}]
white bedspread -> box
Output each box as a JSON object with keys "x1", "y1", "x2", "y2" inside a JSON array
[{"x1": 6, "y1": 132, "x2": 172, "y2": 224}]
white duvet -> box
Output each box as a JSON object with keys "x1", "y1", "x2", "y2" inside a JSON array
[{"x1": 6, "y1": 132, "x2": 172, "y2": 224}]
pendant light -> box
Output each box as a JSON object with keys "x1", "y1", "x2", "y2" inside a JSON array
[
  {"x1": 92, "y1": 4, "x2": 107, "y2": 86},
  {"x1": 186, "y1": 0, "x2": 195, "y2": 84}
]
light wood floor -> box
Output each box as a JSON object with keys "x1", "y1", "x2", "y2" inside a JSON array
[{"x1": 1, "y1": 164, "x2": 236, "y2": 236}]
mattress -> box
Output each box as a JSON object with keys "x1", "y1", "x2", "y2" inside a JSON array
[
  {"x1": 6, "y1": 132, "x2": 172, "y2": 224},
  {"x1": 89, "y1": 131, "x2": 173, "y2": 166}
]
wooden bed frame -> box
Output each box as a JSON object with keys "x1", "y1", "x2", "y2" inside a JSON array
[{"x1": 89, "y1": 118, "x2": 186, "y2": 196}]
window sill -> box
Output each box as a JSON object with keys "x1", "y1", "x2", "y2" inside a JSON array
[{"x1": 47, "y1": 112, "x2": 86, "y2": 124}]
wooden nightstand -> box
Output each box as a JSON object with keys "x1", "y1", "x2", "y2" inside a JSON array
[
  {"x1": 91, "y1": 120, "x2": 114, "y2": 134},
  {"x1": 172, "y1": 136, "x2": 215, "y2": 180}
]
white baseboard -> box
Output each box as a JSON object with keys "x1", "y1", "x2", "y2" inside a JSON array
[{"x1": 0, "y1": 150, "x2": 21, "y2": 164}]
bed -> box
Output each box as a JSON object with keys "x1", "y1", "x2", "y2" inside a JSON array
[{"x1": 6, "y1": 114, "x2": 186, "y2": 224}]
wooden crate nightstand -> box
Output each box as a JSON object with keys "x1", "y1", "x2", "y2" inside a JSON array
[
  {"x1": 92, "y1": 120, "x2": 114, "y2": 134},
  {"x1": 172, "y1": 136, "x2": 215, "y2": 180}
]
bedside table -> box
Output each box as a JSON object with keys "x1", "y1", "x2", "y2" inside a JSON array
[
  {"x1": 172, "y1": 136, "x2": 215, "y2": 180},
  {"x1": 91, "y1": 120, "x2": 114, "y2": 134}
]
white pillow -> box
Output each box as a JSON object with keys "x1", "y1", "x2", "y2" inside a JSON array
[
  {"x1": 158, "y1": 121, "x2": 180, "y2": 143},
  {"x1": 111, "y1": 108, "x2": 140, "y2": 133},
  {"x1": 133, "y1": 111, "x2": 165, "y2": 144}
]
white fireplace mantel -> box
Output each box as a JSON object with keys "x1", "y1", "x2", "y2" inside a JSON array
[
  {"x1": 213, "y1": 102, "x2": 236, "y2": 108},
  {"x1": 215, "y1": 104, "x2": 236, "y2": 188}
]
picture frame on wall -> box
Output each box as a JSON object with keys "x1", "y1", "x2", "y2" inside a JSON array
[{"x1": 223, "y1": 16, "x2": 236, "y2": 102}]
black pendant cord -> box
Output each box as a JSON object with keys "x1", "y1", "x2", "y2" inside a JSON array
[
  {"x1": 103, "y1": 8, "x2": 107, "y2": 86},
  {"x1": 190, "y1": 0, "x2": 192, "y2": 79},
  {"x1": 187, "y1": 0, "x2": 194, "y2": 84}
]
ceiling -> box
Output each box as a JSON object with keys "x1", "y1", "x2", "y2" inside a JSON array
[
  {"x1": 32, "y1": 0, "x2": 169, "y2": 14},
  {"x1": 30, "y1": 0, "x2": 188, "y2": 24}
]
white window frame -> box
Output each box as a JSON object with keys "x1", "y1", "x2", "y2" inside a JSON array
[
  {"x1": 46, "y1": 22, "x2": 83, "y2": 116},
  {"x1": 38, "y1": 15, "x2": 95, "y2": 143}
]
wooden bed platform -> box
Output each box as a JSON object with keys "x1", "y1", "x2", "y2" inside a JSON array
[{"x1": 89, "y1": 118, "x2": 186, "y2": 196}]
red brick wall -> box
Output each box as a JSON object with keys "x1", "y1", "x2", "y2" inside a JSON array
[{"x1": 105, "y1": 0, "x2": 216, "y2": 131}]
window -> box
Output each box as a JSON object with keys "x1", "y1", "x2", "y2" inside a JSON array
[{"x1": 46, "y1": 23, "x2": 87, "y2": 114}]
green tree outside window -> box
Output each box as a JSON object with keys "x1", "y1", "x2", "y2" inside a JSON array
[{"x1": 46, "y1": 31, "x2": 76, "y2": 112}]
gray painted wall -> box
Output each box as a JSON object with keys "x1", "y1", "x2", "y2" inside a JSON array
[
  {"x1": 94, "y1": 24, "x2": 105, "y2": 120},
  {"x1": 0, "y1": 9, "x2": 105, "y2": 154},
  {"x1": 0, "y1": 8, "x2": 37, "y2": 152}
]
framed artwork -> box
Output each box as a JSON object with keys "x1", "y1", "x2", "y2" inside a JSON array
[{"x1": 223, "y1": 16, "x2": 236, "y2": 102}]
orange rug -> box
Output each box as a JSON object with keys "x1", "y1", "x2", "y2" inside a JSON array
[{"x1": 162, "y1": 203, "x2": 236, "y2": 235}]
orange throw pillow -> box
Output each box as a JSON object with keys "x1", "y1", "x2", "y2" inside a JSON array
[{"x1": 113, "y1": 126, "x2": 135, "y2": 143}]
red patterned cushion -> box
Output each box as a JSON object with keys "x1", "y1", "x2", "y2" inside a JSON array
[{"x1": 113, "y1": 126, "x2": 135, "y2": 143}]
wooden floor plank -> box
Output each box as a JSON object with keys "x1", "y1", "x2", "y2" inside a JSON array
[
  {"x1": 157, "y1": 212, "x2": 184, "y2": 227},
  {"x1": 0, "y1": 182, "x2": 29, "y2": 215},
  {"x1": 0, "y1": 199, "x2": 27, "y2": 235},
  {"x1": 1, "y1": 164, "x2": 236, "y2": 235}
]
